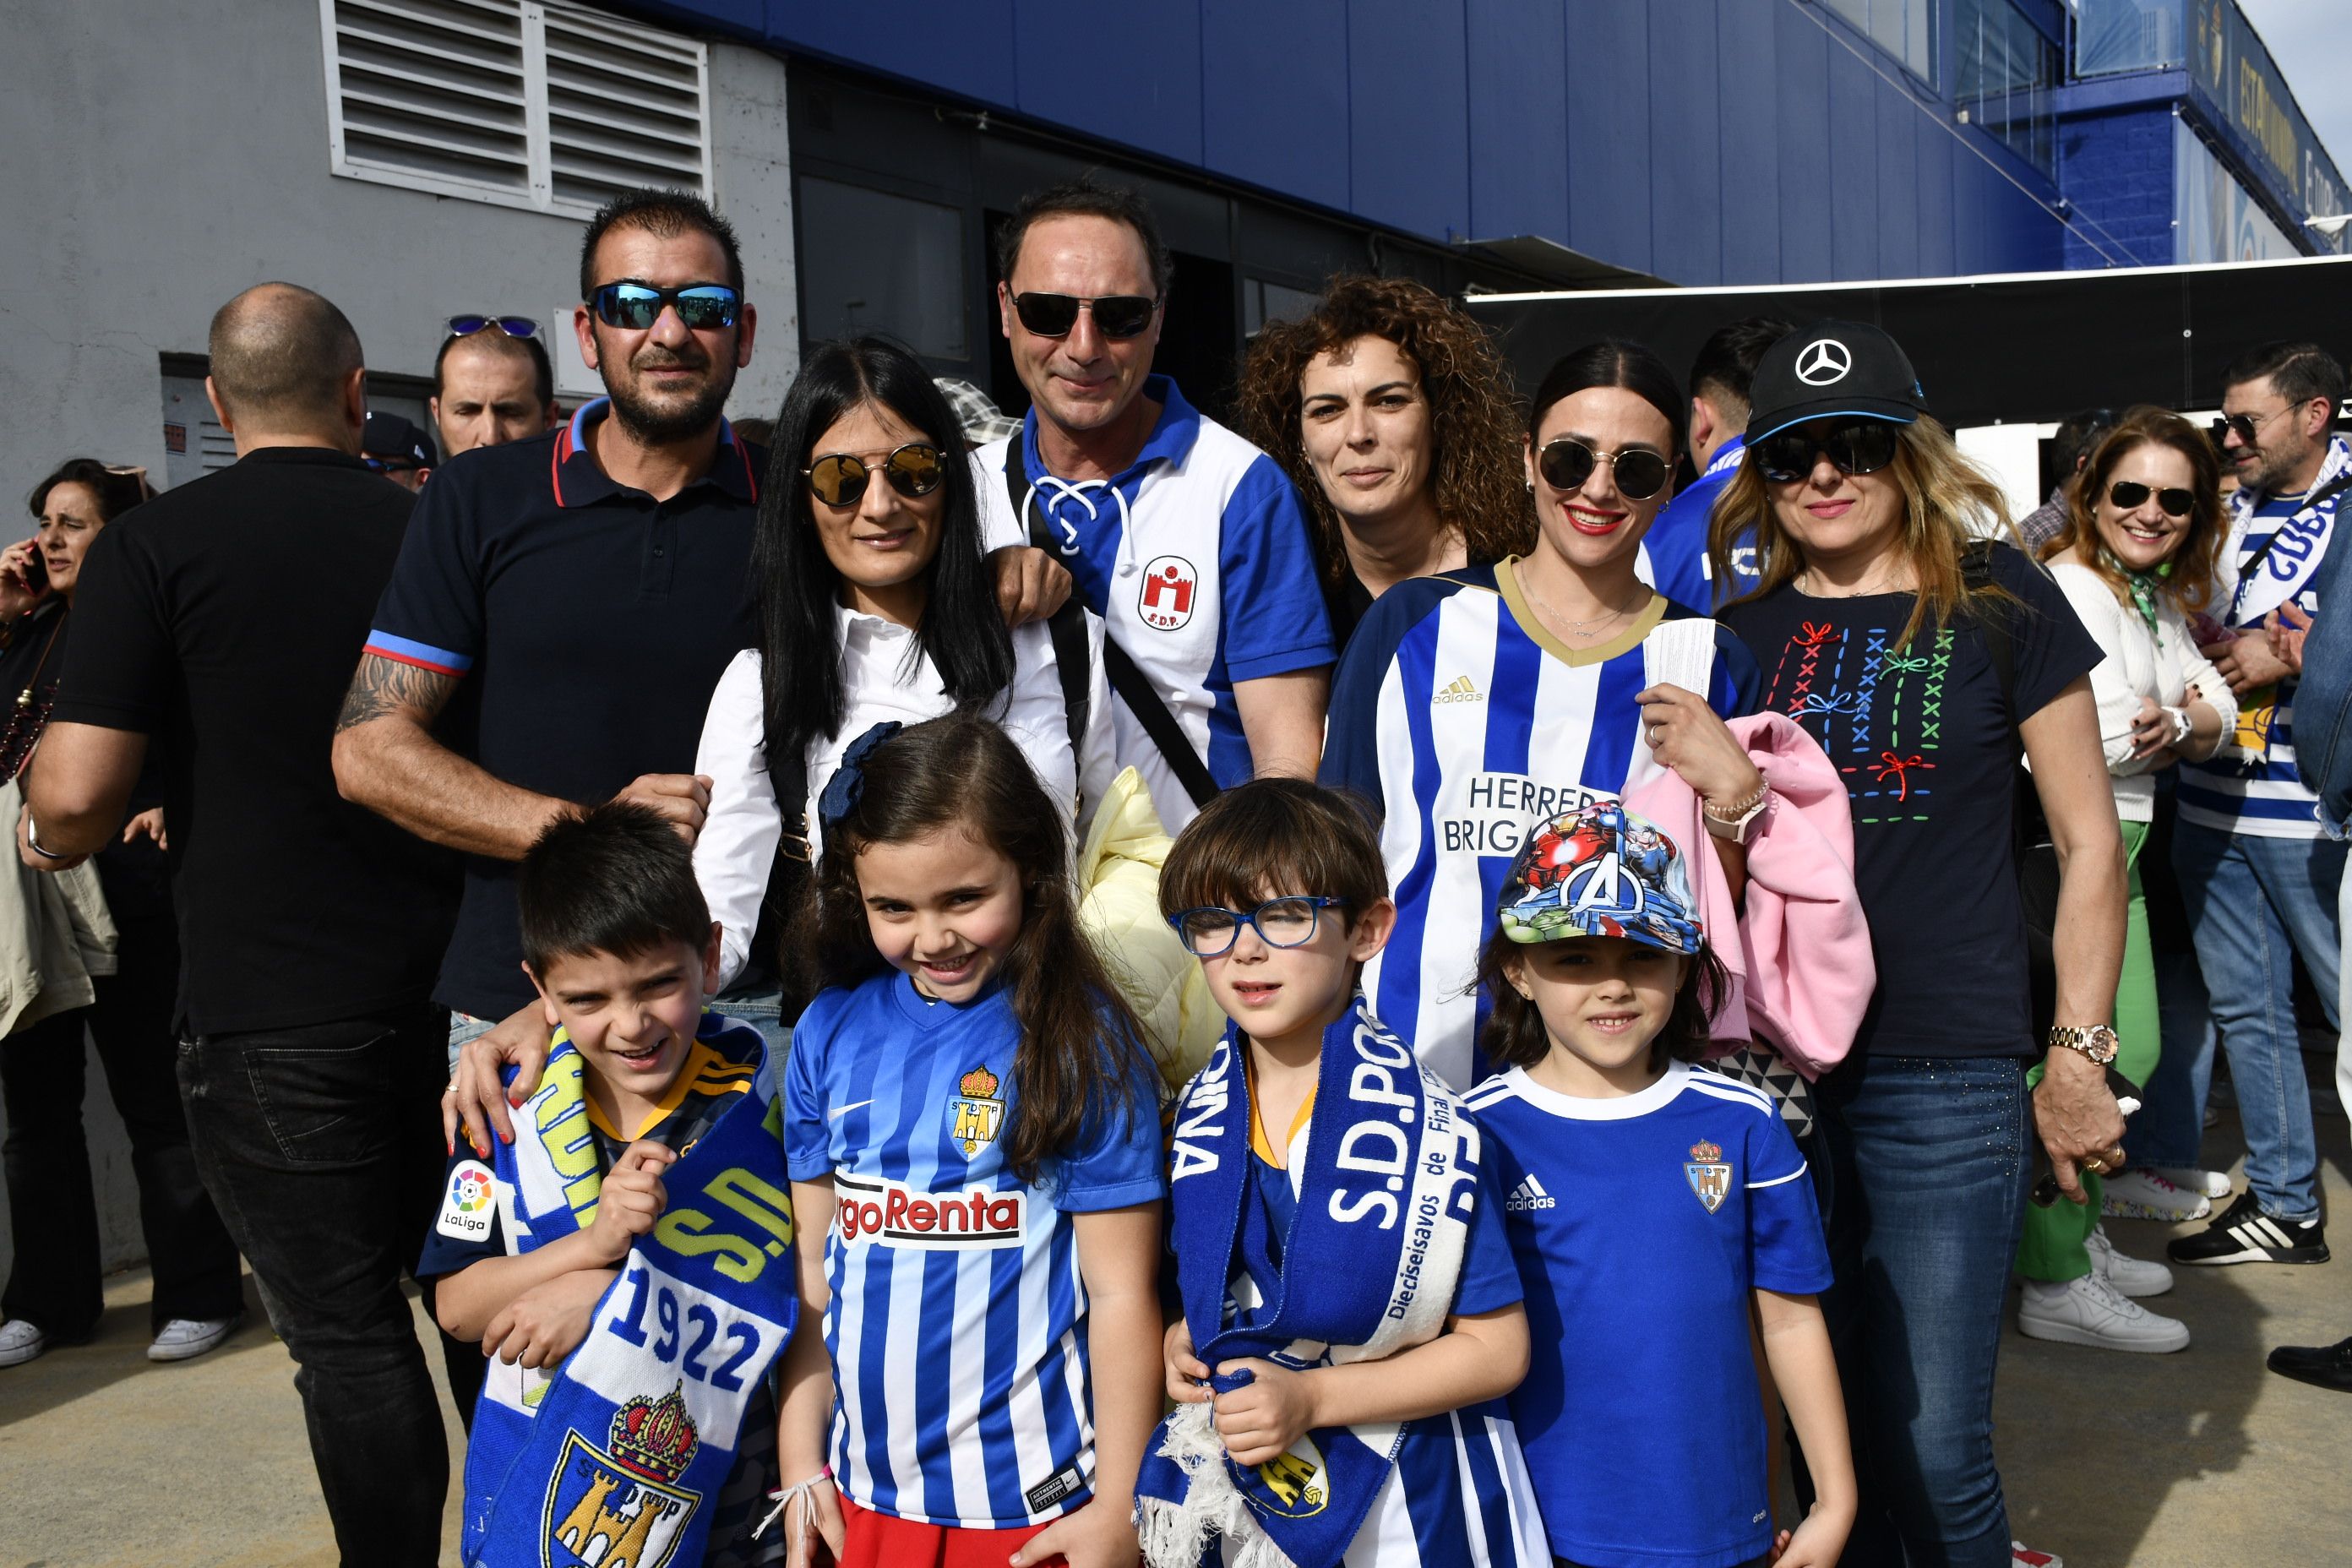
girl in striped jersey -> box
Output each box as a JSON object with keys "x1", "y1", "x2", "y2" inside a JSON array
[
  {"x1": 772, "y1": 716, "x2": 1166, "y2": 1568},
  {"x1": 1323, "y1": 340, "x2": 1765, "y2": 1089}
]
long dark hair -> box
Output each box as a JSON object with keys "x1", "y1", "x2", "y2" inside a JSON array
[
  {"x1": 754, "y1": 339, "x2": 1015, "y2": 770},
  {"x1": 800, "y1": 715, "x2": 1155, "y2": 1183},
  {"x1": 1475, "y1": 931, "x2": 1727, "y2": 1074}
]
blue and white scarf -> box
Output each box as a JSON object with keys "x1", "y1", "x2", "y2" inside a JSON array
[
  {"x1": 2223, "y1": 433, "x2": 2352, "y2": 625},
  {"x1": 1136, "y1": 998, "x2": 1481, "y2": 1568},
  {"x1": 460, "y1": 1023, "x2": 796, "y2": 1568}
]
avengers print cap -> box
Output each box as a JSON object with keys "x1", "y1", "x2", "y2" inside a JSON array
[{"x1": 1495, "y1": 799, "x2": 1705, "y2": 956}]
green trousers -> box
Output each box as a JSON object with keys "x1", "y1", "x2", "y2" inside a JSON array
[{"x1": 2017, "y1": 819, "x2": 2159, "y2": 1282}]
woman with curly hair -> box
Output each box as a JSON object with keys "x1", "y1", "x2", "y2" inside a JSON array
[{"x1": 1236, "y1": 275, "x2": 1534, "y2": 648}]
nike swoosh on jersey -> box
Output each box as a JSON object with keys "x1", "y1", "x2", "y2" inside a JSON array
[{"x1": 829, "y1": 1098, "x2": 876, "y2": 1119}]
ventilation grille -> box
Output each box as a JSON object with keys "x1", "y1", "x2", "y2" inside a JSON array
[{"x1": 321, "y1": 0, "x2": 707, "y2": 216}]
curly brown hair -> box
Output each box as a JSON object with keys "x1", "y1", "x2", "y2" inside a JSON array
[
  {"x1": 2036, "y1": 406, "x2": 2222, "y2": 616},
  {"x1": 1234, "y1": 275, "x2": 1535, "y2": 591}
]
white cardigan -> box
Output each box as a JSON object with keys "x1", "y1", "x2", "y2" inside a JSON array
[{"x1": 2048, "y1": 559, "x2": 2231, "y2": 823}]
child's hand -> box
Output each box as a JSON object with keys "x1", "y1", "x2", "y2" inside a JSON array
[
  {"x1": 1009, "y1": 1494, "x2": 1137, "y2": 1568},
  {"x1": 1210, "y1": 1358, "x2": 1317, "y2": 1467},
  {"x1": 1768, "y1": 1499, "x2": 1854, "y2": 1568},
  {"x1": 481, "y1": 1268, "x2": 614, "y2": 1367},
  {"x1": 584, "y1": 1140, "x2": 676, "y2": 1264},
  {"x1": 776, "y1": 1478, "x2": 843, "y2": 1568},
  {"x1": 1164, "y1": 1317, "x2": 1211, "y2": 1403}
]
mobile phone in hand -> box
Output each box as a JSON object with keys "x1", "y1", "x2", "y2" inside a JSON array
[{"x1": 18, "y1": 551, "x2": 46, "y2": 594}]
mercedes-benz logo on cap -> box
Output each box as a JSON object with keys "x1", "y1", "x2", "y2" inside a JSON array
[{"x1": 1794, "y1": 338, "x2": 1853, "y2": 386}]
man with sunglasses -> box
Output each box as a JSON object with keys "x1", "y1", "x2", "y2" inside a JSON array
[
  {"x1": 2167, "y1": 340, "x2": 2351, "y2": 1269},
  {"x1": 430, "y1": 315, "x2": 558, "y2": 457},
  {"x1": 979, "y1": 179, "x2": 1333, "y2": 829}
]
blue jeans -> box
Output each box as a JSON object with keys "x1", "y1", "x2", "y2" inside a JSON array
[
  {"x1": 1814, "y1": 1054, "x2": 2030, "y2": 1568},
  {"x1": 2132, "y1": 948, "x2": 2219, "y2": 1169},
  {"x1": 2172, "y1": 821, "x2": 2343, "y2": 1222}
]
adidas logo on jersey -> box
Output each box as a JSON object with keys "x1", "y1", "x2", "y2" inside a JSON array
[
  {"x1": 1433, "y1": 675, "x2": 1485, "y2": 705},
  {"x1": 1505, "y1": 1174, "x2": 1555, "y2": 1211}
]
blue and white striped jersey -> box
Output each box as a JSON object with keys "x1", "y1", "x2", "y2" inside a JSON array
[
  {"x1": 783, "y1": 971, "x2": 1163, "y2": 1529},
  {"x1": 977, "y1": 375, "x2": 1335, "y2": 830},
  {"x1": 1321, "y1": 561, "x2": 1761, "y2": 1088},
  {"x1": 2180, "y1": 475, "x2": 2344, "y2": 838}
]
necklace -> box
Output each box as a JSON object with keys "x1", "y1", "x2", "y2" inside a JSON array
[
  {"x1": 1797, "y1": 561, "x2": 1912, "y2": 598},
  {"x1": 1521, "y1": 575, "x2": 1647, "y2": 639}
]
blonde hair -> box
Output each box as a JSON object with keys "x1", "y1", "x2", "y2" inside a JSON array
[{"x1": 1714, "y1": 415, "x2": 2019, "y2": 651}]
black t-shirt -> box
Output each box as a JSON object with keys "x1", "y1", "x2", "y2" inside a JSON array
[
  {"x1": 50, "y1": 448, "x2": 459, "y2": 1036},
  {"x1": 1719, "y1": 543, "x2": 2100, "y2": 1058},
  {"x1": 363, "y1": 405, "x2": 762, "y2": 1018}
]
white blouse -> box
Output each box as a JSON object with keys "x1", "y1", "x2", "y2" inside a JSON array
[
  {"x1": 692, "y1": 606, "x2": 1119, "y2": 992},
  {"x1": 2048, "y1": 558, "x2": 2232, "y2": 823}
]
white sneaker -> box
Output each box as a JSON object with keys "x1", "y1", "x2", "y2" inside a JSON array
[
  {"x1": 2152, "y1": 1165, "x2": 2233, "y2": 1200},
  {"x1": 2018, "y1": 1272, "x2": 2190, "y2": 1353},
  {"x1": 0, "y1": 1319, "x2": 46, "y2": 1368},
  {"x1": 2099, "y1": 1167, "x2": 2210, "y2": 1222},
  {"x1": 146, "y1": 1313, "x2": 243, "y2": 1364},
  {"x1": 2086, "y1": 1224, "x2": 2173, "y2": 1297}
]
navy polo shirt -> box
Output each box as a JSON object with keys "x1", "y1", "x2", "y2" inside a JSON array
[{"x1": 365, "y1": 399, "x2": 763, "y2": 1019}]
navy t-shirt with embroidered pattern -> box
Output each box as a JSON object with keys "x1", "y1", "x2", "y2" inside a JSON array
[{"x1": 1719, "y1": 544, "x2": 2099, "y2": 1057}]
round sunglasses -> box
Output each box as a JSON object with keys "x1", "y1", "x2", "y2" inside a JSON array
[
  {"x1": 803, "y1": 443, "x2": 946, "y2": 507},
  {"x1": 1537, "y1": 438, "x2": 1671, "y2": 501},
  {"x1": 1010, "y1": 291, "x2": 1159, "y2": 340},
  {"x1": 2106, "y1": 480, "x2": 2194, "y2": 519},
  {"x1": 1753, "y1": 420, "x2": 1902, "y2": 483}
]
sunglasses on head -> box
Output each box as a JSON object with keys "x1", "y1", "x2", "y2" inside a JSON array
[
  {"x1": 1536, "y1": 438, "x2": 1671, "y2": 501},
  {"x1": 1754, "y1": 420, "x2": 1903, "y2": 483},
  {"x1": 446, "y1": 314, "x2": 538, "y2": 340},
  {"x1": 2107, "y1": 481, "x2": 2194, "y2": 518},
  {"x1": 589, "y1": 281, "x2": 742, "y2": 331},
  {"x1": 804, "y1": 444, "x2": 946, "y2": 507},
  {"x1": 1010, "y1": 291, "x2": 1159, "y2": 340}
]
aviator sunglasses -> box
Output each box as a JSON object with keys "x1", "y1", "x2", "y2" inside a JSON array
[
  {"x1": 2210, "y1": 406, "x2": 2294, "y2": 449},
  {"x1": 445, "y1": 314, "x2": 539, "y2": 340},
  {"x1": 804, "y1": 443, "x2": 947, "y2": 507},
  {"x1": 589, "y1": 280, "x2": 743, "y2": 331},
  {"x1": 1754, "y1": 420, "x2": 1902, "y2": 483},
  {"x1": 1010, "y1": 291, "x2": 1159, "y2": 340},
  {"x1": 1537, "y1": 438, "x2": 1671, "y2": 501},
  {"x1": 2107, "y1": 481, "x2": 2194, "y2": 519}
]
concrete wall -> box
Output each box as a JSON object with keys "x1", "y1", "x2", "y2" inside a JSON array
[{"x1": 2, "y1": 0, "x2": 798, "y2": 499}]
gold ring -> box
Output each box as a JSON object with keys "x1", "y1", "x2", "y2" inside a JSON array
[{"x1": 2083, "y1": 1157, "x2": 2107, "y2": 1173}]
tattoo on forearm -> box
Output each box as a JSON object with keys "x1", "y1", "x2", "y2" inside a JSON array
[{"x1": 335, "y1": 653, "x2": 458, "y2": 732}]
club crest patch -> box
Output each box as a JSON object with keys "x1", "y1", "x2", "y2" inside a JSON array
[
  {"x1": 437, "y1": 1159, "x2": 497, "y2": 1240},
  {"x1": 948, "y1": 1065, "x2": 1004, "y2": 1156},
  {"x1": 542, "y1": 1383, "x2": 701, "y2": 1568},
  {"x1": 1138, "y1": 554, "x2": 1198, "y2": 630},
  {"x1": 1685, "y1": 1140, "x2": 1732, "y2": 1215},
  {"x1": 1253, "y1": 1433, "x2": 1330, "y2": 1518}
]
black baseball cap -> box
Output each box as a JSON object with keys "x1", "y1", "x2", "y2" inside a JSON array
[
  {"x1": 1745, "y1": 320, "x2": 1926, "y2": 444},
  {"x1": 362, "y1": 410, "x2": 435, "y2": 470}
]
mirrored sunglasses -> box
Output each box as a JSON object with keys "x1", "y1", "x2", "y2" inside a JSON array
[
  {"x1": 804, "y1": 444, "x2": 946, "y2": 507},
  {"x1": 590, "y1": 281, "x2": 742, "y2": 330},
  {"x1": 446, "y1": 314, "x2": 539, "y2": 340}
]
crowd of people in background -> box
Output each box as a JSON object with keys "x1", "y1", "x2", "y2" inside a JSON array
[{"x1": 0, "y1": 172, "x2": 2346, "y2": 1568}]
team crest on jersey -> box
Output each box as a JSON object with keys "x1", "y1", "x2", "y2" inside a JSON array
[
  {"x1": 1685, "y1": 1141, "x2": 1732, "y2": 1215},
  {"x1": 1255, "y1": 1434, "x2": 1330, "y2": 1516},
  {"x1": 949, "y1": 1065, "x2": 1004, "y2": 1155},
  {"x1": 1138, "y1": 555, "x2": 1198, "y2": 629},
  {"x1": 542, "y1": 1383, "x2": 701, "y2": 1568}
]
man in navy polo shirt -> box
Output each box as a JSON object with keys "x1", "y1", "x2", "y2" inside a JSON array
[
  {"x1": 332, "y1": 188, "x2": 766, "y2": 1055},
  {"x1": 976, "y1": 179, "x2": 1333, "y2": 828}
]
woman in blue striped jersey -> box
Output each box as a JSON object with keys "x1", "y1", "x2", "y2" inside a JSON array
[{"x1": 1322, "y1": 340, "x2": 1765, "y2": 1089}]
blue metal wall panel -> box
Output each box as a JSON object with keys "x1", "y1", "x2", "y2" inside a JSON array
[
  {"x1": 1463, "y1": 0, "x2": 1569, "y2": 245},
  {"x1": 1826, "y1": 29, "x2": 1880, "y2": 279},
  {"x1": 1346, "y1": 0, "x2": 1470, "y2": 240},
  {"x1": 1200, "y1": 0, "x2": 1350, "y2": 214},
  {"x1": 1876, "y1": 84, "x2": 1920, "y2": 279},
  {"x1": 1914, "y1": 109, "x2": 1957, "y2": 281},
  {"x1": 1647, "y1": 0, "x2": 1723, "y2": 286},
  {"x1": 1773, "y1": 3, "x2": 1834, "y2": 283},
  {"x1": 760, "y1": 0, "x2": 1019, "y2": 108},
  {"x1": 1716, "y1": 0, "x2": 1783, "y2": 286},
  {"x1": 1010, "y1": 1, "x2": 1203, "y2": 167},
  {"x1": 1565, "y1": 0, "x2": 1652, "y2": 278}
]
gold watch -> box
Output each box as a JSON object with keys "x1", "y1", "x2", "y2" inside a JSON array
[{"x1": 2047, "y1": 1024, "x2": 2120, "y2": 1066}]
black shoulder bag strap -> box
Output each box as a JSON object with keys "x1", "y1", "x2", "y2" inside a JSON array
[{"x1": 1003, "y1": 441, "x2": 1219, "y2": 808}]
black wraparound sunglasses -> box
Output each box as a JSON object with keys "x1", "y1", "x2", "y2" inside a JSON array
[
  {"x1": 804, "y1": 444, "x2": 946, "y2": 507},
  {"x1": 1537, "y1": 438, "x2": 1671, "y2": 500},
  {"x1": 1754, "y1": 420, "x2": 1903, "y2": 483},
  {"x1": 1010, "y1": 291, "x2": 1159, "y2": 340},
  {"x1": 589, "y1": 280, "x2": 742, "y2": 330}
]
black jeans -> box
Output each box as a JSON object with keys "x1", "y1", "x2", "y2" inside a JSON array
[
  {"x1": 179, "y1": 1004, "x2": 449, "y2": 1568},
  {"x1": 1, "y1": 909, "x2": 241, "y2": 1337}
]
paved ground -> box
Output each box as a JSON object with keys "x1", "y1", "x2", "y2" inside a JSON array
[{"x1": 3, "y1": 1100, "x2": 2345, "y2": 1567}]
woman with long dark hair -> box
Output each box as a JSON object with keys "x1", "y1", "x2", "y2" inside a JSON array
[
  {"x1": 1712, "y1": 322, "x2": 2126, "y2": 1567},
  {"x1": 1321, "y1": 340, "x2": 1766, "y2": 1088},
  {"x1": 692, "y1": 338, "x2": 1115, "y2": 998}
]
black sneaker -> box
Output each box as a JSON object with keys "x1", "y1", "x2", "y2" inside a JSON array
[
  {"x1": 2166, "y1": 1191, "x2": 2330, "y2": 1266},
  {"x1": 2266, "y1": 1336, "x2": 2352, "y2": 1392}
]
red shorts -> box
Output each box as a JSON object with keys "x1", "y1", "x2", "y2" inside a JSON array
[{"x1": 836, "y1": 1492, "x2": 1066, "y2": 1568}]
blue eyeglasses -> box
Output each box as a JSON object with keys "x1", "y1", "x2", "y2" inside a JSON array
[
  {"x1": 1166, "y1": 896, "x2": 1348, "y2": 957},
  {"x1": 589, "y1": 280, "x2": 741, "y2": 330}
]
